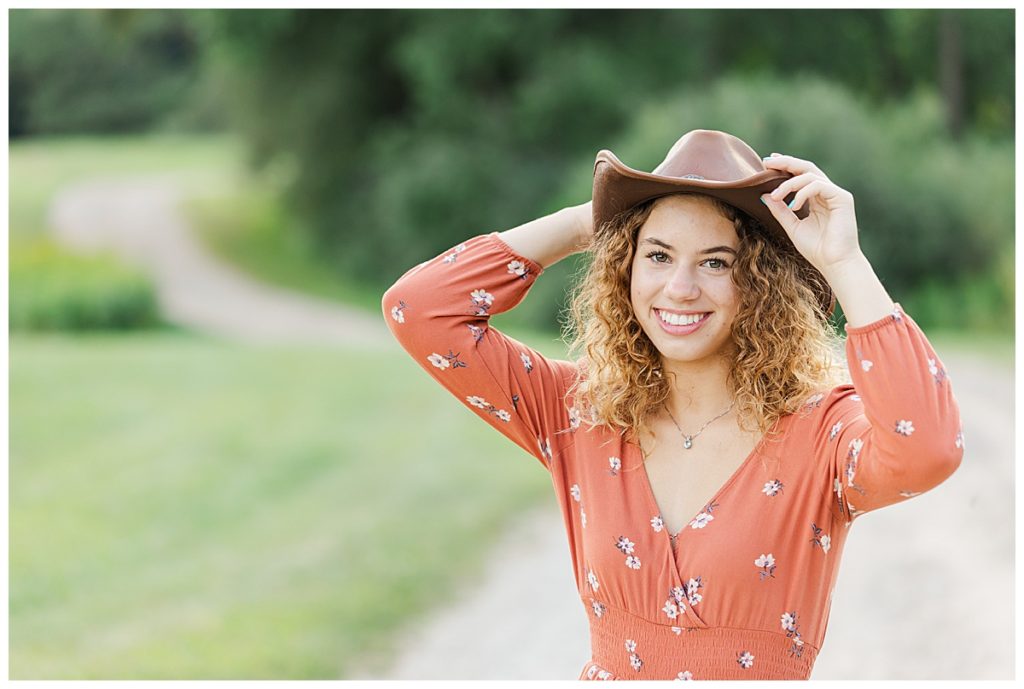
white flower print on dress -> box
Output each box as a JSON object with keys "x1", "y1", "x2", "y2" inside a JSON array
[
  {"x1": 833, "y1": 477, "x2": 848, "y2": 518},
  {"x1": 689, "y1": 502, "x2": 719, "y2": 529},
  {"x1": 844, "y1": 438, "x2": 863, "y2": 490},
  {"x1": 755, "y1": 553, "x2": 776, "y2": 581},
  {"x1": 608, "y1": 456, "x2": 621, "y2": 476},
  {"x1": 737, "y1": 651, "x2": 755, "y2": 669},
  {"x1": 895, "y1": 419, "x2": 915, "y2": 436},
  {"x1": 780, "y1": 611, "x2": 805, "y2": 658},
  {"x1": 665, "y1": 585, "x2": 689, "y2": 621},
  {"x1": 469, "y1": 289, "x2": 494, "y2": 316},
  {"x1": 927, "y1": 357, "x2": 948, "y2": 384},
  {"x1": 466, "y1": 323, "x2": 485, "y2": 343},
  {"x1": 861, "y1": 359, "x2": 874, "y2": 372},
  {"x1": 899, "y1": 489, "x2": 923, "y2": 498},
  {"x1": 570, "y1": 484, "x2": 581, "y2": 502},
  {"x1": 590, "y1": 598, "x2": 606, "y2": 618},
  {"x1": 470, "y1": 289, "x2": 494, "y2": 305},
  {"x1": 851, "y1": 394, "x2": 861, "y2": 402},
  {"x1": 625, "y1": 556, "x2": 641, "y2": 570},
  {"x1": 810, "y1": 523, "x2": 831, "y2": 553},
  {"x1": 805, "y1": 392, "x2": 825, "y2": 409},
  {"x1": 568, "y1": 406, "x2": 582, "y2": 431},
  {"x1": 581, "y1": 506, "x2": 587, "y2": 529},
  {"x1": 537, "y1": 436, "x2": 552, "y2": 461},
  {"x1": 587, "y1": 568, "x2": 600, "y2": 592},
  {"x1": 465, "y1": 395, "x2": 510, "y2": 422},
  {"x1": 443, "y1": 245, "x2": 468, "y2": 264},
  {"x1": 428, "y1": 349, "x2": 467, "y2": 370},
  {"x1": 651, "y1": 515, "x2": 664, "y2": 532},
  {"x1": 762, "y1": 480, "x2": 784, "y2": 497},
  {"x1": 585, "y1": 665, "x2": 614, "y2": 681},
  {"x1": 891, "y1": 305, "x2": 903, "y2": 321},
  {"x1": 390, "y1": 302, "x2": 407, "y2": 323},
  {"x1": 615, "y1": 536, "x2": 635, "y2": 555},
  {"x1": 671, "y1": 626, "x2": 683, "y2": 635},
  {"x1": 507, "y1": 259, "x2": 529, "y2": 278},
  {"x1": 520, "y1": 351, "x2": 533, "y2": 373},
  {"x1": 676, "y1": 670, "x2": 694, "y2": 680},
  {"x1": 685, "y1": 576, "x2": 705, "y2": 606},
  {"x1": 829, "y1": 420, "x2": 843, "y2": 441},
  {"x1": 624, "y1": 639, "x2": 643, "y2": 672},
  {"x1": 955, "y1": 429, "x2": 965, "y2": 449}
]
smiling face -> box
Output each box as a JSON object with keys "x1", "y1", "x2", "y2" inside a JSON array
[{"x1": 630, "y1": 194, "x2": 741, "y2": 368}]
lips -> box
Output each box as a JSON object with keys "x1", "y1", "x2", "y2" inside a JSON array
[
  {"x1": 655, "y1": 308, "x2": 711, "y2": 326},
  {"x1": 653, "y1": 308, "x2": 712, "y2": 336}
]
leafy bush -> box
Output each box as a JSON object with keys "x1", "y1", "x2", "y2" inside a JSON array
[{"x1": 10, "y1": 240, "x2": 162, "y2": 331}]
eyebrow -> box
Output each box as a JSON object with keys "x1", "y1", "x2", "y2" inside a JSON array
[{"x1": 640, "y1": 238, "x2": 737, "y2": 255}]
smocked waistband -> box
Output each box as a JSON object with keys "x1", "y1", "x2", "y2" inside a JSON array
[{"x1": 579, "y1": 598, "x2": 817, "y2": 680}]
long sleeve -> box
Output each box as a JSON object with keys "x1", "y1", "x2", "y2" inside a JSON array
[
  {"x1": 816, "y1": 303, "x2": 964, "y2": 524},
  {"x1": 382, "y1": 232, "x2": 579, "y2": 471}
]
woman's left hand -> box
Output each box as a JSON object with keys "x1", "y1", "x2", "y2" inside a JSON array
[{"x1": 759, "y1": 153, "x2": 863, "y2": 276}]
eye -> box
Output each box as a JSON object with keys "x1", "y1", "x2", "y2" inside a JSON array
[
  {"x1": 702, "y1": 257, "x2": 731, "y2": 270},
  {"x1": 645, "y1": 250, "x2": 670, "y2": 264}
]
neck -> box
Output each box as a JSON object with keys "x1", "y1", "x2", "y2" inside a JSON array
[{"x1": 659, "y1": 353, "x2": 735, "y2": 425}]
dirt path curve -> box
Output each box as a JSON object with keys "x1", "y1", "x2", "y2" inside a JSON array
[
  {"x1": 48, "y1": 175, "x2": 390, "y2": 349},
  {"x1": 47, "y1": 177, "x2": 1013, "y2": 680},
  {"x1": 349, "y1": 350, "x2": 1014, "y2": 681}
]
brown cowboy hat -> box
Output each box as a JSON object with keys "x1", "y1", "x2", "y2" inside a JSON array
[{"x1": 592, "y1": 129, "x2": 835, "y2": 317}]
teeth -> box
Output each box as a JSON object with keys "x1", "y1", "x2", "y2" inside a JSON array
[{"x1": 658, "y1": 310, "x2": 707, "y2": 326}]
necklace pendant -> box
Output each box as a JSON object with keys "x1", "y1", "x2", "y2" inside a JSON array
[{"x1": 683, "y1": 435, "x2": 693, "y2": 449}]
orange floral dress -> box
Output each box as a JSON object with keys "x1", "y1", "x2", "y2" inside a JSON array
[{"x1": 382, "y1": 232, "x2": 964, "y2": 680}]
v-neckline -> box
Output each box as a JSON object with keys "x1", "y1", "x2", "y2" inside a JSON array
[{"x1": 632, "y1": 414, "x2": 784, "y2": 556}]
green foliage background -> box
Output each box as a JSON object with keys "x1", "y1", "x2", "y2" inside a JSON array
[
  {"x1": 198, "y1": 8, "x2": 1014, "y2": 332},
  {"x1": 10, "y1": 8, "x2": 1014, "y2": 333}
]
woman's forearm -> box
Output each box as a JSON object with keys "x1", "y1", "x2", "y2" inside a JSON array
[{"x1": 497, "y1": 202, "x2": 592, "y2": 269}]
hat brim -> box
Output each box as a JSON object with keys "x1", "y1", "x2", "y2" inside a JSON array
[{"x1": 592, "y1": 150, "x2": 835, "y2": 317}]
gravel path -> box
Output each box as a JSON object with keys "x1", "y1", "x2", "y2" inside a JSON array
[
  {"x1": 48, "y1": 175, "x2": 389, "y2": 349},
  {"x1": 48, "y1": 177, "x2": 1014, "y2": 680}
]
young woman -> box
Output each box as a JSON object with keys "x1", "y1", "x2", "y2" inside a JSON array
[{"x1": 382, "y1": 129, "x2": 963, "y2": 680}]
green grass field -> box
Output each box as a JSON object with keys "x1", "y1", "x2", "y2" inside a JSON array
[
  {"x1": 10, "y1": 331, "x2": 553, "y2": 678},
  {"x1": 9, "y1": 134, "x2": 559, "y2": 678}
]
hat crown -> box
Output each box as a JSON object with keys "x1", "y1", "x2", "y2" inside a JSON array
[{"x1": 652, "y1": 129, "x2": 763, "y2": 184}]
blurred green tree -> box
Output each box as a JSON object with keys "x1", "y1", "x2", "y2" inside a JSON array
[
  {"x1": 9, "y1": 9, "x2": 214, "y2": 136},
  {"x1": 198, "y1": 8, "x2": 1011, "y2": 332}
]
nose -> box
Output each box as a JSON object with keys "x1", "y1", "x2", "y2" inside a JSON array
[{"x1": 664, "y1": 264, "x2": 701, "y2": 301}]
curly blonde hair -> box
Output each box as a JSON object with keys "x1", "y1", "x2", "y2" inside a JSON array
[{"x1": 561, "y1": 193, "x2": 848, "y2": 447}]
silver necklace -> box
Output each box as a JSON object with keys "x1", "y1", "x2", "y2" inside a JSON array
[{"x1": 664, "y1": 400, "x2": 735, "y2": 450}]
